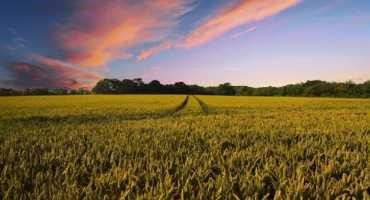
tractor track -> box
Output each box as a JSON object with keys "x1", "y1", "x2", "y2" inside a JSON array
[
  {"x1": 169, "y1": 95, "x2": 189, "y2": 115},
  {"x1": 7, "y1": 96, "x2": 191, "y2": 125},
  {"x1": 5, "y1": 95, "x2": 209, "y2": 127},
  {"x1": 193, "y1": 95, "x2": 210, "y2": 114}
]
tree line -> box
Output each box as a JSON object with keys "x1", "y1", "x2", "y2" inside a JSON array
[
  {"x1": 92, "y1": 78, "x2": 370, "y2": 98},
  {"x1": 235, "y1": 80, "x2": 370, "y2": 98},
  {"x1": 92, "y1": 78, "x2": 209, "y2": 94},
  {"x1": 1, "y1": 78, "x2": 369, "y2": 98}
]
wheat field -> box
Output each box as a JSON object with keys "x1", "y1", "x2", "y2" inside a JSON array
[{"x1": 1, "y1": 95, "x2": 370, "y2": 199}]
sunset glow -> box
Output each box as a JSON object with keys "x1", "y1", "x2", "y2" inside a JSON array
[{"x1": 0, "y1": 0, "x2": 369, "y2": 89}]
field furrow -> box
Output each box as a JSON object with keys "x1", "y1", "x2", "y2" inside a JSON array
[
  {"x1": 194, "y1": 95, "x2": 211, "y2": 114},
  {"x1": 174, "y1": 96, "x2": 204, "y2": 116}
]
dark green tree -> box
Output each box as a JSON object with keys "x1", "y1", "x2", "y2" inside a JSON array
[{"x1": 218, "y1": 83, "x2": 236, "y2": 95}]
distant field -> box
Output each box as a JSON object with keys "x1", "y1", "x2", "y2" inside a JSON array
[{"x1": 1, "y1": 95, "x2": 370, "y2": 199}]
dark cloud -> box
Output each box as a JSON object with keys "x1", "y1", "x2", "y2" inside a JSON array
[{"x1": 0, "y1": 56, "x2": 101, "y2": 89}]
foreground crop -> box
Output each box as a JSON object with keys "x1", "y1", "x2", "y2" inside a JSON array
[{"x1": 1, "y1": 95, "x2": 370, "y2": 199}]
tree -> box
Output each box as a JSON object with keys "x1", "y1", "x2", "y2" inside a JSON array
[
  {"x1": 92, "y1": 79, "x2": 115, "y2": 94},
  {"x1": 363, "y1": 81, "x2": 370, "y2": 97},
  {"x1": 218, "y1": 83, "x2": 235, "y2": 95},
  {"x1": 133, "y1": 78, "x2": 144, "y2": 86},
  {"x1": 174, "y1": 82, "x2": 189, "y2": 94},
  {"x1": 146, "y1": 80, "x2": 162, "y2": 93}
]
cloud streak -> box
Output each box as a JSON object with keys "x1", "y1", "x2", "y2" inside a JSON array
[
  {"x1": 138, "y1": 0, "x2": 300, "y2": 60},
  {"x1": 138, "y1": 42, "x2": 174, "y2": 61},
  {"x1": 182, "y1": 0, "x2": 300, "y2": 48},
  {"x1": 58, "y1": 0, "x2": 195, "y2": 67},
  {"x1": 230, "y1": 27, "x2": 257, "y2": 39}
]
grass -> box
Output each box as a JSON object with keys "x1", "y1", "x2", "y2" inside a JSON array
[{"x1": 0, "y1": 95, "x2": 370, "y2": 199}]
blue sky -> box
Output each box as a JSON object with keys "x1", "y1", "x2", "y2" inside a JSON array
[{"x1": 0, "y1": 0, "x2": 369, "y2": 89}]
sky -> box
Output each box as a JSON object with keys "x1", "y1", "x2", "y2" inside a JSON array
[{"x1": 0, "y1": 0, "x2": 369, "y2": 89}]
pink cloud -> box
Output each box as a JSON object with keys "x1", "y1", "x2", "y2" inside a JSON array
[
  {"x1": 57, "y1": 0, "x2": 194, "y2": 67},
  {"x1": 138, "y1": 0, "x2": 300, "y2": 60},
  {"x1": 182, "y1": 0, "x2": 300, "y2": 48},
  {"x1": 138, "y1": 42, "x2": 174, "y2": 61}
]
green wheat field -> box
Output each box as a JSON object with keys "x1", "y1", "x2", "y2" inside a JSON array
[{"x1": 1, "y1": 95, "x2": 370, "y2": 199}]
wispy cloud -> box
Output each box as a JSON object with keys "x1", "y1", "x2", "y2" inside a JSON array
[
  {"x1": 182, "y1": 0, "x2": 300, "y2": 48},
  {"x1": 230, "y1": 27, "x2": 257, "y2": 39},
  {"x1": 317, "y1": 0, "x2": 346, "y2": 13},
  {"x1": 57, "y1": 0, "x2": 195, "y2": 67},
  {"x1": 7, "y1": 27, "x2": 18, "y2": 36},
  {"x1": 138, "y1": 42, "x2": 174, "y2": 61},
  {"x1": 138, "y1": 0, "x2": 300, "y2": 60},
  {"x1": 6, "y1": 27, "x2": 28, "y2": 50}
]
